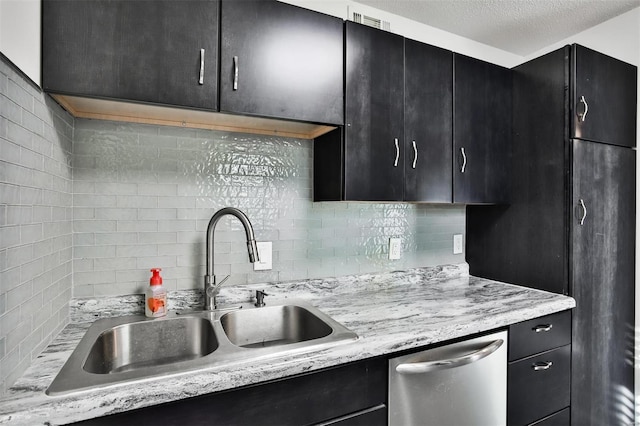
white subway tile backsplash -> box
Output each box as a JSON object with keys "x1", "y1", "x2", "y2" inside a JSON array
[
  {"x1": 115, "y1": 244, "x2": 157, "y2": 258},
  {"x1": 75, "y1": 245, "x2": 116, "y2": 259},
  {"x1": 117, "y1": 195, "x2": 157, "y2": 208},
  {"x1": 0, "y1": 139, "x2": 21, "y2": 165},
  {"x1": 21, "y1": 110, "x2": 44, "y2": 137},
  {"x1": 157, "y1": 220, "x2": 196, "y2": 232},
  {"x1": 73, "y1": 220, "x2": 117, "y2": 233},
  {"x1": 20, "y1": 224, "x2": 43, "y2": 244},
  {"x1": 6, "y1": 80, "x2": 32, "y2": 113},
  {"x1": 6, "y1": 120, "x2": 35, "y2": 151},
  {"x1": 94, "y1": 182, "x2": 137, "y2": 196},
  {"x1": 74, "y1": 194, "x2": 117, "y2": 208},
  {"x1": 20, "y1": 258, "x2": 44, "y2": 283},
  {"x1": 93, "y1": 232, "x2": 137, "y2": 245},
  {"x1": 74, "y1": 271, "x2": 116, "y2": 286},
  {"x1": 138, "y1": 232, "x2": 177, "y2": 245},
  {"x1": 6, "y1": 283, "x2": 33, "y2": 314},
  {"x1": 137, "y1": 208, "x2": 177, "y2": 220},
  {"x1": 0, "y1": 227, "x2": 20, "y2": 251},
  {"x1": 117, "y1": 220, "x2": 158, "y2": 232},
  {"x1": 94, "y1": 208, "x2": 136, "y2": 220}
]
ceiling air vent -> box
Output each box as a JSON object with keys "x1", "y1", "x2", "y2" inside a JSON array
[{"x1": 350, "y1": 8, "x2": 391, "y2": 31}]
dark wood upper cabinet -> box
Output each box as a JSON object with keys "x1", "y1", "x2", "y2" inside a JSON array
[
  {"x1": 404, "y1": 39, "x2": 453, "y2": 203},
  {"x1": 572, "y1": 44, "x2": 637, "y2": 148},
  {"x1": 219, "y1": 0, "x2": 344, "y2": 125},
  {"x1": 315, "y1": 25, "x2": 510, "y2": 204},
  {"x1": 315, "y1": 23, "x2": 456, "y2": 203},
  {"x1": 453, "y1": 54, "x2": 512, "y2": 204},
  {"x1": 42, "y1": 0, "x2": 219, "y2": 110},
  {"x1": 342, "y1": 21, "x2": 405, "y2": 201}
]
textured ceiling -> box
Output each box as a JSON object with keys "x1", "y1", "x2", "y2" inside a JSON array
[{"x1": 352, "y1": 0, "x2": 640, "y2": 55}]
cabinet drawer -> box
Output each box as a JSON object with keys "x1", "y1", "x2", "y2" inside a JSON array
[
  {"x1": 530, "y1": 408, "x2": 570, "y2": 426},
  {"x1": 509, "y1": 310, "x2": 571, "y2": 361},
  {"x1": 508, "y1": 345, "x2": 570, "y2": 426}
]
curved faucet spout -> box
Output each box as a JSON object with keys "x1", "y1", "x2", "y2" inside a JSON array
[{"x1": 204, "y1": 207, "x2": 259, "y2": 310}]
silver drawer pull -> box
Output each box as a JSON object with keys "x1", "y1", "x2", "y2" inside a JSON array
[
  {"x1": 394, "y1": 138, "x2": 399, "y2": 167},
  {"x1": 396, "y1": 339, "x2": 504, "y2": 374},
  {"x1": 199, "y1": 49, "x2": 205, "y2": 85},
  {"x1": 412, "y1": 140, "x2": 417, "y2": 169},
  {"x1": 532, "y1": 361, "x2": 553, "y2": 371},
  {"x1": 460, "y1": 147, "x2": 467, "y2": 173},
  {"x1": 233, "y1": 56, "x2": 239, "y2": 90},
  {"x1": 533, "y1": 324, "x2": 553, "y2": 333},
  {"x1": 579, "y1": 199, "x2": 587, "y2": 225}
]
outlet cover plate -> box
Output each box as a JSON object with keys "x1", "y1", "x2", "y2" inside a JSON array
[
  {"x1": 389, "y1": 238, "x2": 401, "y2": 260},
  {"x1": 453, "y1": 234, "x2": 463, "y2": 254},
  {"x1": 254, "y1": 242, "x2": 272, "y2": 271}
]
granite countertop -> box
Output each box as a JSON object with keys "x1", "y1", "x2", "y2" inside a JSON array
[{"x1": 0, "y1": 264, "x2": 575, "y2": 425}]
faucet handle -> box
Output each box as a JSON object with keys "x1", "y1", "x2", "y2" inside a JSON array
[
  {"x1": 217, "y1": 275, "x2": 230, "y2": 287},
  {"x1": 255, "y1": 290, "x2": 269, "y2": 307}
]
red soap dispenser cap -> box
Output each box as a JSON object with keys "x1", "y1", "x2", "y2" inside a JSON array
[{"x1": 150, "y1": 268, "x2": 162, "y2": 286}]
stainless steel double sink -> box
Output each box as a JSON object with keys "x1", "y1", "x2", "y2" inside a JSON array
[{"x1": 47, "y1": 301, "x2": 358, "y2": 395}]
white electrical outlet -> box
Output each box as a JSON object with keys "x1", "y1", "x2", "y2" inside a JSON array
[
  {"x1": 453, "y1": 234, "x2": 463, "y2": 254},
  {"x1": 253, "y1": 242, "x2": 272, "y2": 271},
  {"x1": 389, "y1": 238, "x2": 401, "y2": 260}
]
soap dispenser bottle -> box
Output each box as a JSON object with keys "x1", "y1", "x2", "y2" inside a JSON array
[{"x1": 145, "y1": 268, "x2": 167, "y2": 318}]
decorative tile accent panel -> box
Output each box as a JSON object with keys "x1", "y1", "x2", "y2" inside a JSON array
[
  {"x1": 73, "y1": 119, "x2": 465, "y2": 297},
  {"x1": 0, "y1": 58, "x2": 73, "y2": 395}
]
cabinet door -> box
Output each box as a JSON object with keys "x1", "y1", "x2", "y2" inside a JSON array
[
  {"x1": 570, "y1": 140, "x2": 635, "y2": 425},
  {"x1": 219, "y1": 0, "x2": 343, "y2": 125},
  {"x1": 572, "y1": 44, "x2": 637, "y2": 148},
  {"x1": 344, "y1": 22, "x2": 404, "y2": 201},
  {"x1": 453, "y1": 54, "x2": 511, "y2": 204},
  {"x1": 42, "y1": 0, "x2": 218, "y2": 110},
  {"x1": 404, "y1": 39, "x2": 453, "y2": 202}
]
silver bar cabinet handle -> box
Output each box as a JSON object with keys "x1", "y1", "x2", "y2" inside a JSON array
[
  {"x1": 533, "y1": 324, "x2": 553, "y2": 333},
  {"x1": 412, "y1": 140, "x2": 418, "y2": 169},
  {"x1": 394, "y1": 138, "x2": 399, "y2": 167},
  {"x1": 460, "y1": 147, "x2": 467, "y2": 173},
  {"x1": 579, "y1": 95, "x2": 589, "y2": 122},
  {"x1": 199, "y1": 49, "x2": 205, "y2": 85},
  {"x1": 532, "y1": 361, "x2": 553, "y2": 371},
  {"x1": 395, "y1": 339, "x2": 504, "y2": 374},
  {"x1": 233, "y1": 56, "x2": 239, "y2": 91},
  {"x1": 579, "y1": 199, "x2": 587, "y2": 225}
]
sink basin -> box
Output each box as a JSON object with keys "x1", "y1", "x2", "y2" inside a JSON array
[
  {"x1": 47, "y1": 301, "x2": 357, "y2": 395},
  {"x1": 84, "y1": 316, "x2": 218, "y2": 374},
  {"x1": 221, "y1": 305, "x2": 333, "y2": 348}
]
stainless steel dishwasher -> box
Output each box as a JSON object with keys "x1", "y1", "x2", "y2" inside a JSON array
[{"x1": 389, "y1": 330, "x2": 507, "y2": 426}]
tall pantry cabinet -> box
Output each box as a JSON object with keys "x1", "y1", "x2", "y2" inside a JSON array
[{"x1": 467, "y1": 45, "x2": 637, "y2": 425}]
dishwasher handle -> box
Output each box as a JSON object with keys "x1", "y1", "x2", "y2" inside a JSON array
[{"x1": 395, "y1": 339, "x2": 504, "y2": 374}]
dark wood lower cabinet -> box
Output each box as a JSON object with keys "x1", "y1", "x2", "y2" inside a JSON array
[
  {"x1": 507, "y1": 311, "x2": 572, "y2": 426},
  {"x1": 71, "y1": 358, "x2": 387, "y2": 426}
]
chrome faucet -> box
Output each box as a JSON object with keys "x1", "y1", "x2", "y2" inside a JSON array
[{"x1": 204, "y1": 207, "x2": 259, "y2": 310}]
